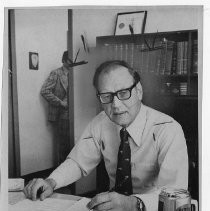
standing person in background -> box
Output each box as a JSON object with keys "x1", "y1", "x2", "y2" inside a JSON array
[
  {"x1": 41, "y1": 51, "x2": 71, "y2": 165},
  {"x1": 25, "y1": 60, "x2": 188, "y2": 211}
]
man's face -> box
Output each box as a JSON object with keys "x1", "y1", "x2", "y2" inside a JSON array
[
  {"x1": 97, "y1": 66, "x2": 143, "y2": 128},
  {"x1": 63, "y1": 59, "x2": 72, "y2": 70}
]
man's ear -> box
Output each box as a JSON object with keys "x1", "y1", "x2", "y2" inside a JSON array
[{"x1": 136, "y1": 82, "x2": 143, "y2": 100}]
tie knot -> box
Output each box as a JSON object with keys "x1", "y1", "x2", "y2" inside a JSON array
[{"x1": 120, "y1": 128, "x2": 129, "y2": 143}]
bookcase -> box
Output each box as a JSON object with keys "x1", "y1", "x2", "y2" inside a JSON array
[{"x1": 96, "y1": 30, "x2": 199, "y2": 200}]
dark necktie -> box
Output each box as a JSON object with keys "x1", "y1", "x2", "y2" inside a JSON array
[{"x1": 114, "y1": 128, "x2": 133, "y2": 195}]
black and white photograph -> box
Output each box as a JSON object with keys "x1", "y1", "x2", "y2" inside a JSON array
[
  {"x1": 1, "y1": 3, "x2": 208, "y2": 211},
  {"x1": 29, "y1": 52, "x2": 39, "y2": 70}
]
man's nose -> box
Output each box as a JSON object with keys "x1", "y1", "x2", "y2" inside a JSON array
[{"x1": 112, "y1": 95, "x2": 122, "y2": 108}]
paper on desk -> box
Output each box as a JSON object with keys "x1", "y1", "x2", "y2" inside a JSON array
[
  {"x1": 66, "y1": 197, "x2": 90, "y2": 211},
  {"x1": 8, "y1": 198, "x2": 76, "y2": 211},
  {"x1": 8, "y1": 197, "x2": 91, "y2": 211},
  {"x1": 9, "y1": 191, "x2": 26, "y2": 205},
  {"x1": 9, "y1": 178, "x2": 24, "y2": 191}
]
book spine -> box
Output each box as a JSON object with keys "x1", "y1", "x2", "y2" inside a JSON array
[
  {"x1": 106, "y1": 44, "x2": 114, "y2": 60},
  {"x1": 159, "y1": 42, "x2": 167, "y2": 75},
  {"x1": 122, "y1": 43, "x2": 128, "y2": 63},
  {"x1": 180, "y1": 41, "x2": 184, "y2": 75},
  {"x1": 165, "y1": 41, "x2": 174, "y2": 75},
  {"x1": 130, "y1": 43, "x2": 134, "y2": 68},
  {"x1": 171, "y1": 42, "x2": 177, "y2": 75},
  {"x1": 138, "y1": 44, "x2": 144, "y2": 74},
  {"x1": 155, "y1": 48, "x2": 162, "y2": 75},
  {"x1": 114, "y1": 44, "x2": 118, "y2": 60},
  {"x1": 127, "y1": 43, "x2": 134, "y2": 68},
  {"x1": 119, "y1": 44, "x2": 123, "y2": 61},
  {"x1": 176, "y1": 42, "x2": 182, "y2": 75},
  {"x1": 133, "y1": 44, "x2": 140, "y2": 71},
  {"x1": 192, "y1": 39, "x2": 198, "y2": 74},
  {"x1": 142, "y1": 47, "x2": 149, "y2": 73},
  {"x1": 141, "y1": 44, "x2": 145, "y2": 73},
  {"x1": 148, "y1": 50, "x2": 156, "y2": 73},
  {"x1": 101, "y1": 44, "x2": 110, "y2": 62},
  {"x1": 183, "y1": 41, "x2": 188, "y2": 75}
]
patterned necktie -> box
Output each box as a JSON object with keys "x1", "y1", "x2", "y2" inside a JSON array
[{"x1": 114, "y1": 128, "x2": 133, "y2": 195}]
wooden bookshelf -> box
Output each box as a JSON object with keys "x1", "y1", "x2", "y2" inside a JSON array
[
  {"x1": 96, "y1": 30, "x2": 198, "y2": 98},
  {"x1": 96, "y1": 29, "x2": 199, "y2": 200}
]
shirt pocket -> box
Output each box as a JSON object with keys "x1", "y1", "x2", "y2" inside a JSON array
[{"x1": 132, "y1": 162, "x2": 158, "y2": 185}]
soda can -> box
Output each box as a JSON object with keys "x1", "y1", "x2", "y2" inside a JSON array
[{"x1": 158, "y1": 187, "x2": 192, "y2": 211}]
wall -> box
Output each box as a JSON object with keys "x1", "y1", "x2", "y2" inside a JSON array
[
  {"x1": 72, "y1": 5, "x2": 202, "y2": 194},
  {"x1": 15, "y1": 9, "x2": 68, "y2": 175}
]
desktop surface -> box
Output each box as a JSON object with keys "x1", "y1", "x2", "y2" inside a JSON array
[{"x1": 9, "y1": 191, "x2": 82, "y2": 205}]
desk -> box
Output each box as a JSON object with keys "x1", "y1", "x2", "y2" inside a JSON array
[{"x1": 9, "y1": 191, "x2": 82, "y2": 205}]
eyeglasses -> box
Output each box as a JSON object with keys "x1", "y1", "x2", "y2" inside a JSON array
[{"x1": 97, "y1": 82, "x2": 137, "y2": 104}]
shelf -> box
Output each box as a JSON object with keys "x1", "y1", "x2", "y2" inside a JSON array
[
  {"x1": 144, "y1": 92, "x2": 198, "y2": 100},
  {"x1": 159, "y1": 95, "x2": 198, "y2": 100},
  {"x1": 137, "y1": 71, "x2": 198, "y2": 78},
  {"x1": 96, "y1": 29, "x2": 198, "y2": 45},
  {"x1": 190, "y1": 74, "x2": 198, "y2": 78},
  {"x1": 140, "y1": 72, "x2": 188, "y2": 77},
  {"x1": 96, "y1": 30, "x2": 198, "y2": 102}
]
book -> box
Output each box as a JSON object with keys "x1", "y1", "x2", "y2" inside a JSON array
[
  {"x1": 113, "y1": 44, "x2": 118, "y2": 60},
  {"x1": 183, "y1": 41, "x2": 188, "y2": 75},
  {"x1": 133, "y1": 44, "x2": 141, "y2": 71},
  {"x1": 148, "y1": 49, "x2": 159, "y2": 73},
  {"x1": 127, "y1": 43, "x2": 135, "y2": 68},
  {"x1": 119, "y1": 43, "x2": 124, "y2": 60},
  {"x1": 108, "y1": 44, "x2": 115, "y2": 60},
  {"x1": 165, "y1": 41, "x2": 174, "y2": 75},
  {"x1": 192, "y1": 40, "x2": 198, "y2": 74},
  {"x1": 139, "y1": 44, "x2": 145, "y2": 73},
  {"x1": 176, "y1": 41, "x2": 183, "y2": 75},
  {"x1": 159, "y1": 41, "x2": 167, "y2": 75},
  {"x1": 155, "y1": 48, "x2": 162, "y2": 75},
  {"x1": 171, "y1": 42, "x2": 177, "y2": 75},
  {"x1": 101, "y1": 44, "x2": 109, "y2": 61}
]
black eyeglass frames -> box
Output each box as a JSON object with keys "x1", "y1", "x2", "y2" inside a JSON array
[{"x1": 97, "y1": 82, "x2": 138, "y2": 104}]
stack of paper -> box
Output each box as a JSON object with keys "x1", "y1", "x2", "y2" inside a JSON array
[
  {"x1": 9, "y1": 178, "x2": 24, "y2": 191},
  {"x1": 8, "y1": 197, "x2": 91, "y2": 211}
]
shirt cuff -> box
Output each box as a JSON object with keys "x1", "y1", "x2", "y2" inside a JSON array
[{"x1": 134, "y1": 191, "x2": 160, "y2": 211}]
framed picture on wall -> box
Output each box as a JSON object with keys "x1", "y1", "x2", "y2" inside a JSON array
[
  {"x1": 29, "y1": 52, "x2": 39, "y2": 70},
  {"x1": 114, "y1": 11, "x2": 147, "y2": 35}
]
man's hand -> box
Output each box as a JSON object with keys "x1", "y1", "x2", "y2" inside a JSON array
[
  {"x1": 23, "y1": 178, "x2": 56, "y2": 201},
  {"x1": 60, "y1": 100, "x2": 68, "y2": 108},
  {"x1": 87, "y1": 191, "x2": 138, "y2": 211}
]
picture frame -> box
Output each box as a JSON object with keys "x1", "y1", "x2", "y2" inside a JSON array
[
  {"x1": 114, "y1": 11, "x2": 147, "y2": 35},
  {"x1": 29, "y1": 52, "x2": 39, "y2": 70}
]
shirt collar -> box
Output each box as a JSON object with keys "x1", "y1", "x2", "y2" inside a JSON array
[{"x1": 118, "y1": 103, "x2": 147, "y2": 147}]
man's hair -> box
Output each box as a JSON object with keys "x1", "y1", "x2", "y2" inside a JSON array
[
  {"x1": 93, "y1": 60, "x2": 141, "y2": 90},
  {"x1": 62, "y1": 51, "x2": 69, "y2": 63}
]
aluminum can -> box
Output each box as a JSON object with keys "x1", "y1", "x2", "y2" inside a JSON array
[{"x1": 158, "y1": 187, "x2": 192, "y2": 211}]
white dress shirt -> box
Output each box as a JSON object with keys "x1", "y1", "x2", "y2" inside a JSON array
[{"x1": 48, "y1": 103, "x2": 188, "y2": 211}]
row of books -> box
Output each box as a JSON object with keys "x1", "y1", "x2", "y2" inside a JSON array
[
  {"x1": 143, "y1": 81, "x2": 197, "y2": 96},
  {"x1": 99, "y1": 39, "x2": 198, "y2": 75},
  {"x1": 150, "y1": 81, "x2": 197, "y2": 96},
  {"x1": 160, "y1": 82, "x2": 188, "y2": 95}
]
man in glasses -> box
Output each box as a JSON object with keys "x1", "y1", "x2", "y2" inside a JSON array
[
  {"x1": 40, "y1": 51, "x2": 71, "y2": 165},
  {"x1": 25, "y1": 60, "x2": 188, "y2": 211}
]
